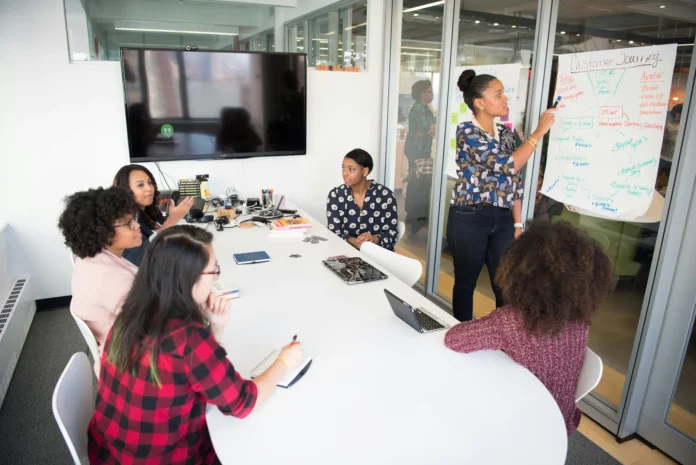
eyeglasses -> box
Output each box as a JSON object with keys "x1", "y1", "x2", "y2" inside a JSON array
[
  {"x1": 114, "y1": 214, "x2": 139, "y2": 230},
  {"x1": 202, "y1": 264, "x2": 221, "y2": 281}
]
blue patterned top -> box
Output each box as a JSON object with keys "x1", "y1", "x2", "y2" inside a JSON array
[
  {"x1": 451, "y1": 121, "x2": 523, "y2": 208},
  {"x1": 326, "y1": 182, "x2": 399, "y2": 251}
]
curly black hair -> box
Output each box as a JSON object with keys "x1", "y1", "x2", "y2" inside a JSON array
[
  {"x1": 58, "y1": 187, "x2": 137, "y2": 259},
  {"x1": 495, "y1": 220, "x2": 612, "y2": 336}
]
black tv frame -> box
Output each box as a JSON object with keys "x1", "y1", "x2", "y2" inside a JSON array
[{"x1": 120, "y1": 47, "x2": 308, "y2": 163}]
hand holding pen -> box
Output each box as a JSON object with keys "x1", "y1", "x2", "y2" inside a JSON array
[{"x1": 278, "y1": 334, "x2": 304, "y2": 371}]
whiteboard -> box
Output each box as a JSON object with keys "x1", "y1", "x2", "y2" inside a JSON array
[
  {"x1": 447, "y1": 64, "x2": 527, "y2": 178},
  {"x1": 540, "y1": 44, "x2": 677, "y2": 219}
]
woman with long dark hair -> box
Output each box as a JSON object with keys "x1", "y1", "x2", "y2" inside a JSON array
[
  {"x1": 88, "y1": 225, "x2": 304, "y2": 464},
  {"x1": 113, "y1": 164, "x2": 194, "y2": 265},
  {"x1": 448, "y1": 70, "x2": 556, "y2": 322}
]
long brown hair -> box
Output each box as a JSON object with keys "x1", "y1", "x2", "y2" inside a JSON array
[
  {"x1": 495, "y1": 220, "x2": 612, "y2": 336},
  {"x1": 113, "y1": 164, "x2": 164, "y2": 229},
  {"x1": 107, "y1": 225, "x2": 213, "y2": 385}
]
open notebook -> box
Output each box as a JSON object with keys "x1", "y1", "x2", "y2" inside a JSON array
[{"x1": 250, "y1": 350, "x2": 313, "y2": 388}]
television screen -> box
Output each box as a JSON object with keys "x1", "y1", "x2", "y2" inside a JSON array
[{"x1": 121, "y1": 48, "x2": 307, "y2": 162}]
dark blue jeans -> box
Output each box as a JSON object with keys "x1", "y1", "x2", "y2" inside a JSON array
[{"x1": 446, "y1": 204, "x2": 514, "y2": 322}]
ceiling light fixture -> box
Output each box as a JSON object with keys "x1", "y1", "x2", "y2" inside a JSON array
[
  {"x1": 345, "y1": 22, "x2": 367, "y2": 31},
  {"x1": 560, "y1": 31, "x2": 566, "y2": 34},
  {"x1": 617, "y1": 39, "x2": 622, "y2": 42},
  {"x1": 475, "y1": 20, "x2": 480, "y2": 24},
  {"x1": 659, "y1": 5, "x2": 666, "y2": 8},
  {"x1": 403, "y1": 1, "x2": 445, "y2": 13},
  {"x1": 115, "y1": 27, "x2": 237, "y2": 36},
  {"x1": 629, "y1": 40, "x2": 634, "y2": 44},
  {"x1": 413, "y1": 13, "x2": 419, "y2": 17},
  {"x1": 493, "y1": 22, "x2": 499, "y2": 26}
]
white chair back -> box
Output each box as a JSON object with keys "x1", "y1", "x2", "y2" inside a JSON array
[
  {"x1": 70, "y1": 308, "x2": 101, "y2": 371},
  {"x1": 575, "y1": 347, "x2": 603, "y2": 403},
  {"x1": 360, "y1": 242, "x2": 422, "y2": 287},
  {"x1": 52, "y1": 352, "x2": 94, "y2": 465},
  {"x1": 70, "y1": 251, "x2": 77, "y2": 268},
  {"x1": 396, "y1": 221, "x2": 406, "y2": 245}
]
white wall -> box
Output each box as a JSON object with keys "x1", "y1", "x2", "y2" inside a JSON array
[{"x1": 0, "y1": 0, "x2": 385, "y2": 300}]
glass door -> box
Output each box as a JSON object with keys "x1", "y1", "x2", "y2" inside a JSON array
[
  {"x1": 635, "y1": 85, "x2": 696, "y2": 464},
  {"x1": 388, "y1": 0, "x2": 448, "y2": 286},
  {"x1": 528, "y1": 0, "x2": 696, "y2": 433}
]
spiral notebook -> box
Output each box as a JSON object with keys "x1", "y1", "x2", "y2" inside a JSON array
[{"x1": 250, "y1": 350, "x2": 313, "y2": 389}]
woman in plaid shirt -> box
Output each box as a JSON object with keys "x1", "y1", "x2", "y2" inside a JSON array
[{"x1": 88, "y1": 225, "x2": 304, "y2": 465}]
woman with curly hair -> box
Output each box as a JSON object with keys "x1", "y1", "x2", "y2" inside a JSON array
[
  {"x1": 113, "y1": 164, "x2": 194, "y2": 266},
  {"x1": 58, "y1": 186, "x2": 142, "y2": 353},
  {"x1": 444, "y1": 220, "x2": 612, "y2": 435}
]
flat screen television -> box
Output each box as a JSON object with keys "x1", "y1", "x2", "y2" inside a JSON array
[{"x1": 121, "y1": 48, "x2": 307, "y2": 162}]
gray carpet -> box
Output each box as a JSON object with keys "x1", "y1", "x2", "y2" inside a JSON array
[
  {"x1": 566, "y1": 432, "x2": 621, "y2": 465},
  {"x1": 0, "y1": 307, "x2": 621, "y2": 465}
]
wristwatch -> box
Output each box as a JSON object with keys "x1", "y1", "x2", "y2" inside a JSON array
[{"x1": 514, "y1": 222, "x2": 525, "y2": 229}]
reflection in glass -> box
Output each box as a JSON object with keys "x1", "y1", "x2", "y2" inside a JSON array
[
  {"x1": 392, "y1": 0, "x2": 446, "y2": 285},
  {"x1": 533, "y1": 4, "x2": 695, "y2": 411}
]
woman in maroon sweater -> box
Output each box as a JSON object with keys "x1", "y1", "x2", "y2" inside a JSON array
[{"x1": 444, "y1": 220, "x2": 611, "y2": 435}]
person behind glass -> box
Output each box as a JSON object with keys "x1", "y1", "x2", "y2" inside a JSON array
[
  {"x1": 444, "y1": 221, "x2": 612, "y2": 435},
  {"x1": 404, "y1": 80, "x2": 436, "y2": 174},
  {"x1": 448, "y1": 70, "x2": 556, "y2": 322},
  {"x1": 327, "y1": 149, "x2": 399, "y2": 251},
  {"x1": 58, "y1": 187, "x2": 141, "y2": 373},
  {"x1": 113, "y1": 164, "x2": 195, "y2": 266},
  {"x1": 88, "y1": 226, "x2": 305, "y2": 465}
]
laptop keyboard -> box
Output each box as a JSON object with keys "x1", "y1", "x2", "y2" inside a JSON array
[{"x1": 415, "y1": 309, "x2": 445, "y2": 331}]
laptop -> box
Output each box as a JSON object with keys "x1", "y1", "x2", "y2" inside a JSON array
[
  {"x1": 322, "y1": 257, "x2": 388, "y2": 285},
  {"x1": 384, "y1": 289, "x2": 450, "y2": 333}
]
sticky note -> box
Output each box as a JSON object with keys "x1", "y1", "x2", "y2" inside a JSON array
[
  {"x1": 450, "y1": 138, "x2": 456, "y2": 150},
  {"x1": 460, "y1": 103, "x2": 468, "y2": 113},
  {"x1": 451, "y1": 112, "x2": 458, "y2": 124}
]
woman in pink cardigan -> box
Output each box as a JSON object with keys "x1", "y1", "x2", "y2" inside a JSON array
[
  {"x1": 444, "y1": 220, "x2": 612, "y2": 435},
  {"x1": 58, "y1": 187, "x2": 142, "y2": 352}
]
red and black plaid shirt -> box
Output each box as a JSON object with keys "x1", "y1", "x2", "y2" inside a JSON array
[{"x1": 88, "y1": 319, "x2": 258, "y2": 465}]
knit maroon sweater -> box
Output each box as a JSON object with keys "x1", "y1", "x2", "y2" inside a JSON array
[{"x1": 444, "y1": 306, "x2": 588, "y2": 435}]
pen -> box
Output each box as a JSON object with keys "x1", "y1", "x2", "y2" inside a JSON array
[
  {"x1": 552, "y1": 96, "x2": 562, "y2": 108},
  {"x1": 291, "y1": 334, "x2": 298, "y2": 345}
]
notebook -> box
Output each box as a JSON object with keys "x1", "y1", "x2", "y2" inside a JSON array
[
  {"x1": 212, "y1": 280, "x2": 239, "y2": 300},
  {"x1": 250, "y1": 350, "x2": 313, "y2": 388}
]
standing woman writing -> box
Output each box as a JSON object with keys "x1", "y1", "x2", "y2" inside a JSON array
[{"x1": 448, "y1": 70, "x2": 556, "y2": 322}]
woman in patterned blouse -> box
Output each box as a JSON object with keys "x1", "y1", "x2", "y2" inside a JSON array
[
  {"x1": 448, "y1": 69, "x2": 556, "y2": 322},
  {"x1": 326, "y1": 149, "x2": 399, "y2": 251}
]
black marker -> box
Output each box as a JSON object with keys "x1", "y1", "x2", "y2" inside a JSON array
[
  {"x1": 291, "y1": 334, "x2": 298, "y2": 345},
  {"x1": 552, "y1": 96, "x2": 562, "y2": 108}
]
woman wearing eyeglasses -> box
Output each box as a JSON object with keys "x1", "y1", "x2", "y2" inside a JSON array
[
  {"x1": 58, "y1": 187, "x2": 142, "y2": 360},
  {"x1": 89, "y1": 225, "x2": 305, "y2": 465}
]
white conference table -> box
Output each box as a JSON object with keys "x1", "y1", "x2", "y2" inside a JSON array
[{"x1": 205, "y1": 204, "x2": 568, "y2": 465}]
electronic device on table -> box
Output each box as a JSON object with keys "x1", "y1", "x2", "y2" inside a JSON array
[
  {"x1": 384, "y1": 289, "x2": 449, "y2": 333},
  {"x1": 121, "y1": 48, "x2": 307, "y2": 162},
  {"x1": 322, "y1": 257, "x2": 388, "y2": 285}
]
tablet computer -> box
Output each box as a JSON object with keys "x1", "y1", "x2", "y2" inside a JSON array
[{"x1": 233, "y1": 251, "x2": 271, "y2": 265}]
